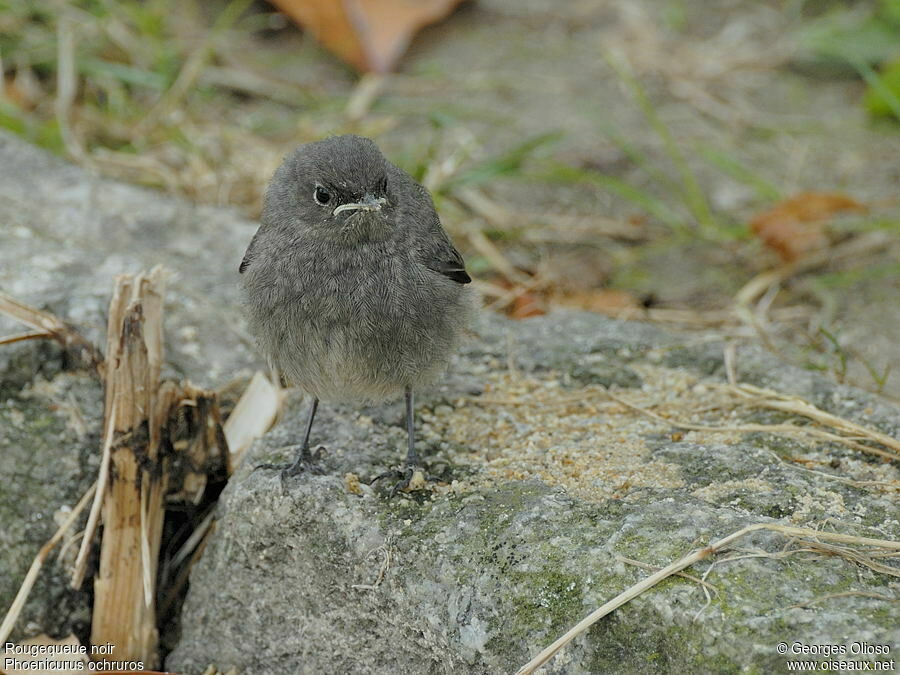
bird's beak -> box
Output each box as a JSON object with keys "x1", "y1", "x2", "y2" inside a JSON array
[{"x1": 332, "y1": 193, "x2": 387, "y2": 216}]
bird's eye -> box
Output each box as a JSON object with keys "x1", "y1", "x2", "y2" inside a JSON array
[{"x1": 313, "y1": 186, "x2": 331, "y2": 206}]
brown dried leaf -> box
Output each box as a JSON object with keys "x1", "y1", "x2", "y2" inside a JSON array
[
  {"x1": 510, "y1": 289, "x2": 545, "y2": 319},
  {"x1": 749, "y1": 192, "x2": 867, "y2": 262},
  {"x1": 554, "y1": 289, "x2": 642, "y2": 316},
  {"x1": 268, "y1": 0, "x2": 466, "y2": 73}
]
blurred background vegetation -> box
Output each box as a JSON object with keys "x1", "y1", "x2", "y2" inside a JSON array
[{"x1": 1, "y1": 0, "x2": 898, "y2": 394}]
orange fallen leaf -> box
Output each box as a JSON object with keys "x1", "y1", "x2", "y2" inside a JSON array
[
  {"x1": 491, "y1": 277, "x2": 546, "y2": 319},
  {"x1": 510, "y1": 289, "x2": 545, "y2": 319},
  {"x1": 3, "y1": 78, "x2": 34, "y2": 110},
  {"x1": 553, "y1": 289, "x2": 642, "y2": 316},
  {"x1": 268, "y1": 0, "x2": 466, "y2": 73},
  {"x1": 749, "y1": 192, "x2": 867, "y2": 262}
]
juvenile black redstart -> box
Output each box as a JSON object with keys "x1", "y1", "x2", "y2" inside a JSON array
[{"x1": 240, "y1": 134, "x2": 474, "y2": 489}]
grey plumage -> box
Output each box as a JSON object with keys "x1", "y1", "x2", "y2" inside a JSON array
[{"x1": 240, "y1": 135, "x2": 473, "y2": 479}]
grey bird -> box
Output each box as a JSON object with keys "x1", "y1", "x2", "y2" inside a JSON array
[{"x1": 239, "y1": 134, "x2": 474, "y2": 489}]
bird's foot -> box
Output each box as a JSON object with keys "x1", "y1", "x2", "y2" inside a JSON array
[
  {"x1": 370, "y1": 462, "x2": 435, "y2": 497},
  {"x1": 254, "y1": 444, "x2": 326, "y2": 482}
]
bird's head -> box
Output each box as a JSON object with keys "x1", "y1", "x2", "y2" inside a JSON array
[{"x1": 263, "y1": 134, "x2": 396, "y2": 243}]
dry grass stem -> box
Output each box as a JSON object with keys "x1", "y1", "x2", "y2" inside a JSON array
[
  {"x1": 454, "y1": 187, "x2": 649, "y2": 243},
  {"x1": 90, "y1": 148, "x2": 181, "y2": 194},
  {"x1": 734, "y1": 232, "x2": 894, "y2": 347},
  {"x1": 420, "y1": 130, "x2": 477, "y2": 193},
  {"x1": 483, "y1": 276, "x2": 549, "y2": 314},
  {"x1": 140, "y1": 486, "x2": 154, "y2": 608},
  {"x1": 0, "y1": 292, "x2": 104, "y2": 373},
  {"x1": 351, "y1": 544, "x2": 393, "y2": 591},
  {"x1": 0, "y1": 330, "x2": 53, "y2": 346},
  {"x1": 199, "y1": 65, "x2": 312, "y2": 105},
  {"x1": 615, "y1": 556, "x2": 717, "y2": 594},
  {"x1": 70, "y1": 407, "x2": 116, "y2": 589},
  {"x1": 171, "y1": 511, "x2": 217, "y2": 571},
  {"x1": 523, "y1": 213, "x2": 649, "y2": 243},
  {"x1": 724, "y1": 342, "x2": 738, "y2": 386},
  {"x1": 798, "y1": 540, "x2": 900, "y2": 578},
  {"x1": 159, "y1": 521, "x2": 215, "y2": 621},
  {"x1": 346, "y1": 73, "x2": 389, "y2": 121},
  {"x1": 139, "y1": 42, "x2": 210, "y2": 133},
  {"x1": 646, "y1": 306, "x2": 810, "y2": 328},
  {"x1": 727, "y1": 383, "x2": 900, "y2": 459},
  {"x1": 463, "y1": 220, "x2": 532, "y2": 285},
  {"x1": 599, "y1": 385, "x2": 899, "y2": 463},
  {"x1": 516, "y1": 524, "x2": 900, "y2": 674},
  {"x1": 763, "y1": 450, "x2": 899, "y2": 492},
  {"x1": 55, "y1": 14, "x2": 85, "y2": 161},
  {"x1": 0, "y1": 482, "x2": 96, "y2": 646},
  {"x1": 453, "y1": 187, "x2": 515, "y2": 228}
]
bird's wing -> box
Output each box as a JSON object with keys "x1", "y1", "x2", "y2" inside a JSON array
[
  {"x1": 239, "y1": 230, "x2": 260, "y2": 274},
  {"x1": 386, "y1": 161, "x2": 472, "y2": 284},
  {"x1": 421, "y1": 231, "x2": 471, "y2": 284}
]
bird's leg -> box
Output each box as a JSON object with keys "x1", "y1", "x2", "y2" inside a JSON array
[
  {"x1": 255, "y1": 397, "x2": 323, "y2": 479},
  {"x1": 371, "y1": 387, "x2": 431, "y2": 496},
  {"x1": 283, "y1": 396, "x2": 320, "y2": 476},
  {"x1": 404, "y1": 387, "x2": 421, "y2": 469}
]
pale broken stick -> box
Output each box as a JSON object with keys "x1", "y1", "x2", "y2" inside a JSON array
[
  {"x1": 223, "y1": 370, "x2": 283, "y2": 469},
  {"x1": 89, "y1": 268, "x2": 168, "y2": 668}
]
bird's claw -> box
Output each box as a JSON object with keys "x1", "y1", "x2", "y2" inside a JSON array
[
  {"x1": 369, "y1": 464, "x2": 439, "y2": 499},
  {"x1": 254, "y1": 444, "x2": 326, "y2": 484},
  {"x1": 370, "y1": 464, "x2": 433, "y2": 497}
]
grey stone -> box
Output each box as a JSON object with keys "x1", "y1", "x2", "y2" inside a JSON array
[
  {"x1": 567, "y1": 359, "x2": 643, "y2": 389},
  {"x1": 169, "y1": 311, "x2": 900, "y2": 674},
  {"x1": 0, "y1": 372, "x2": 99, "y2": 641}
]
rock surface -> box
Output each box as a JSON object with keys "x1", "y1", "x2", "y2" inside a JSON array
[
  {"x1": 1, "y1": 132, "x2": 897, "y2": 673},
  {"x1": 0, "y1": 372, "x2": 100, "y2": 641},
  {"x1": 168, "y1": 312, "x2": 900, "y2": 674}
]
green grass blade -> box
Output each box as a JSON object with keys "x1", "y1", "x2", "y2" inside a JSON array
[
  {"x1": 440, "y1": 131, "x2": 563, "y2": 191},
  {"x1": 80, "y1": 58, "x2": 168, "y2": 90},
  {"x1": 697, "y1": 145, "x2": 782, "y2": 201},
  {"x1": 544, "y1": 163, "x2": 686, "y2": 230},
  {"x1": 604, "y1": 52, "x2": 717, "y2": 234},
  {"x1": 854, "y1": 58, "x2": 900, "y2": 122}
]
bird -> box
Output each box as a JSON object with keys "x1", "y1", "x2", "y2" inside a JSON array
[{"x1": 239, "y1": 134, "x2": 474, "y2": 490}]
